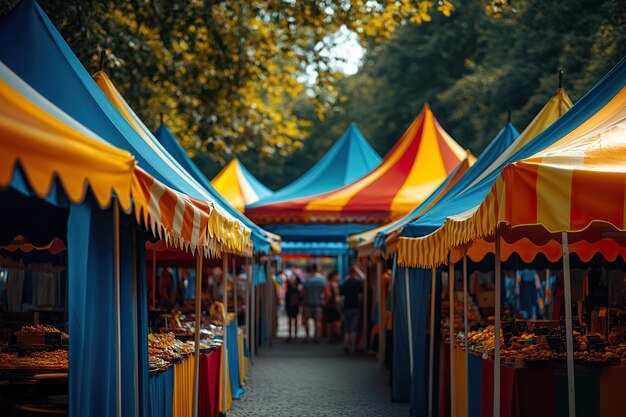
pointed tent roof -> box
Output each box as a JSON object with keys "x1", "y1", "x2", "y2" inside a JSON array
[
  {"x1": 249, "y1": 123, "x2": 381, "y2": 208},
  {"x1": 0, "y1": 0, "x2": 250, "y2": 254},
  {"x1": 211, "y1": 158, "x2": 273, "y2": 212},
  {"x1": 153, "y1": 123, "x2": 280, "y2": 254},
  {"x1": 397, "y1": 59, "x2": 626, "y2": 267},
  {"x1": 247, "y1": 105, "x2": 471, "y2": 224},
  {"x1": 399, "y1": 86, "x2": 575, "y2": 242},
  {"x1": 348, "y1": 121, "x2": 520, "y2": 257},
  {"x1": 348, "y1": 150, "x2": 477, "y2": 257}
]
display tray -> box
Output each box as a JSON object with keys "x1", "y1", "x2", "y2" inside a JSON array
[
  {"x1": 0, "y1": 368, "x2": 68, "y2": 384},
  {"x1": 521, "y1": 359, "x2": 553, "y2": 368},
  {"x1": 16, "y1": 332, "x2": 62, "y2": 348}
]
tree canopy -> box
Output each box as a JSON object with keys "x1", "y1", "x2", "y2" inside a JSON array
[
  {"x1": 0, "y1": 0, "x2": 459, "y2": 162},
  {"x1": 243, "y1": 0, "x2": 625, "y2": 190}
]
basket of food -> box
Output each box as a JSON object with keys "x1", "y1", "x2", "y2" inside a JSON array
[{"x1": 16, "y1": 325, "x2": 62, "y2": 348}]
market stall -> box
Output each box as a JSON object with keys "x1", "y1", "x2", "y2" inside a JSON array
[{"x1": 397, "y1": 57, "x2": 626, "y2": 417}]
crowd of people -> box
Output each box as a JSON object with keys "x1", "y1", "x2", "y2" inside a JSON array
[{"x1": 282, "y1": 264, "x2": 364, "y2": 354}]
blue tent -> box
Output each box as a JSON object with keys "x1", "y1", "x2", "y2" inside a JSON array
[
  {"x1": 246, "y1": 123, "x2": 380, "y2": 276},
  {"x1": 246, "y1": 124, "x2": 381, "y2": 241},
  {"x1": 154, "y1": 123, "x2": 279, "y2": 254},
  {"x1": 248, "y1": 123, "x2": 381, "y2": 207},
  {"x1": 371, "y1": 122, "x2": 520, "y2": 253}
]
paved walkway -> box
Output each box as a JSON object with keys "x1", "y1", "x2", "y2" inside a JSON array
[{"x1": 229, "y1": 315, "x2": 408, "y2": 416}]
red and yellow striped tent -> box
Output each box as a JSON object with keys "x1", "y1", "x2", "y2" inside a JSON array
[
  {"x1": 247, "y1": 104, "x2": 470, "y2": 224},
  {"x1": 398, "y1": 69, "x2": 626, "y2": 268}
]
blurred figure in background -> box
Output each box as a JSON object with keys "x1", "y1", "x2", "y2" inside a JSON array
[
  {"x1": 301, "y1": 264, "x2": 327, "y2": 342},
  {"x1": 323, "y1": 271, "x2": 342, "y2": 343},
  {"x1": 285, "y1": 270, "x2": 303, "y2": 342},
  {"x1": 341, "y1": 267, "x2": 364, "y2": 354}
]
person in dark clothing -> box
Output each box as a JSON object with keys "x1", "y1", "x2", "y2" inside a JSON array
[
  {"x1": 323, "y1": 271, "x2": 341, "y2": 342},
  {"x1": 341, "y1": 267, "x2": 364, "y2": 354},
  {"x1": 285, "y1": 272, "x2": 303, "y2": 342}
]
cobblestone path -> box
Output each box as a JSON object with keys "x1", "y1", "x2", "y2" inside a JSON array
[{"x1": 228, "y1": 337, "x2": 408, "y2": 417}]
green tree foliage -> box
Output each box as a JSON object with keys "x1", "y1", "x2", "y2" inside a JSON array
[
  {"x1": 255, "y1": 0, "x2": 625, "y2": 190},
  {"x1": 0, "y1": 0, "x2": 455, "y2": 165}
]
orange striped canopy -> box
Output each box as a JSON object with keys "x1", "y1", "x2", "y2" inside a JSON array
[
  {"x1": 398, "y1": 82, "x2": 626, "y2": 268},
  {"x1": 0, "y1": 62, "x2": 233, "y2": 255},
  {"x1": 248, "y1": 104, "x2": 470, "y2": 224},
  {"x1": 93, "y1": 71, "x2": 251, "y2": 256}
]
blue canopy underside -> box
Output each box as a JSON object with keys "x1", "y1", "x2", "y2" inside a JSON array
[{"x1": 264, "y1": 223, "x2": 372, "y2": 243}]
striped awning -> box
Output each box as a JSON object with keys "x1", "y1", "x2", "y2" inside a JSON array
[
  {"x1": 211, "y1": 158, "x2": 272, "y2": 212},
  {"x1": 398, "y1": 69, "x2": 626, "y2": 268},
  {"x1": 348, "y1": 154, "x2": 474, "y2": 257},
  {"x1": 248, "y1": 104, "x2": 471, "y2": 224},
  {"x1": 0, "y1": 61, "x2": 136, "y2": 211},
  {"x1": 93, "y1": 71, "x2": 251, "y2": 255}
]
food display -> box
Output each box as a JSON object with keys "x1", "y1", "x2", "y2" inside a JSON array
[
  {"x1": 458, "y1": 320, "x2": 626, "y2": 367},
  {"x1": 20, "y1": 325, "x2": 60, "y2": 333},
  {"x1": 0, "y1": 350, "x2": 68, "y2": 370},
  {"x1": 15, "y1": 324, "x2": 65, "y2": 348}
]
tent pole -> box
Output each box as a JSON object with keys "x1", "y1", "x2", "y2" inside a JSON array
[
  {"x1": 265, "y1": 258, "x2": 271, "y2": 346},
  {"x1": 562, "y1": 232, "x2": 577, "y2": 417},
  {"x1": 152, "y1": 249, "x2": 156, "y2": 309},
  {"x1": 233, "y1": 257, "x2": 238, "y2": 326},
  {"x1": 132, "y1": 228, "x2": 139, "y2": 417},
  {"x1": 247, "y1": 258, "x2": 254, "y2": 366},
  {"x1": 192, "y1": 253, "x2": 203, "y2": 417},
  {"x1": 494, "y1": 230, "x2": 502, "y2": 417},
  {"x1": 463, "y1": 255, "x2": 469, "y2": 417},
  {"x1": 405, "y1": 267, "x2": 414, "y2": 377},
  {"x1": 113, "y1": 200, "x2": 122, "y2": 417},
  {"x1": 377, "y1": 261, "x2": 383, "y2": 366},
  {"x1": 363, "y1": 260, "x2": 369, "y2": 351},
  {"x1": 222, "y1": 253, "x2": 229, "y2": 415},
  {"x1": 449, "y1": 260, "x2": 456, "y2": 417},
  {"x1": 428, "y1": 267, "x2": 436, "y2": 417}
]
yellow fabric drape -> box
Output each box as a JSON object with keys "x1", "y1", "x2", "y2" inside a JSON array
[
  {"x1": 172, "y1": 356, "x2": 195, "y2": 417},
  {"x1": 218, "y1": 346, "x2": 233, "y2": 413},
  {"x1": 453, "y1": 348, "x2": 468, "y2": 417},
  {"x1": 238, "y1": 329, "x2": 247, "y2": 385}
]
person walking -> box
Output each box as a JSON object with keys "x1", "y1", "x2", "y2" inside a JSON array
[
  {"x1": 341, "y1": 267, "x2": 364, "y2": 354},
  {"x1": 285, "y1": 271, "x2": 303, "y2": 342},
  {"x1": 301, "y1": 264, "x2": 327, "y2": 342},
  {"x1": 323, "y1": 271, "x2": 342, "y2": 343}
]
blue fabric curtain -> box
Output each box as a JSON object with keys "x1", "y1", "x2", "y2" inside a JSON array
[
  {"x1": 252, "y1": 263, "x2": 266, "y2": 286},
  {"x1": 67, "y1": 202, "x2": 116, "y2": 417},
  {"x1": 468, "y1": 354, "x2": 482, "y2": 417},
  {"x1": 136, "y1": 233, "x2": 150, "y2": 417},
  {"x1": 227, "y1": 321, "x2": 244, "y2": 399},
  {"x1": 409, "y1": 268, "x2": 434, "y2": 416},
  {"x1": 148, "y1": 368, "x2": 174, "y2": 417},
  {"x1": 392, "y1": 266, "x2": 410, "y2": 402},
  {"x1": 68, "y1": 201, "x2": 146, "y2": 417}
]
